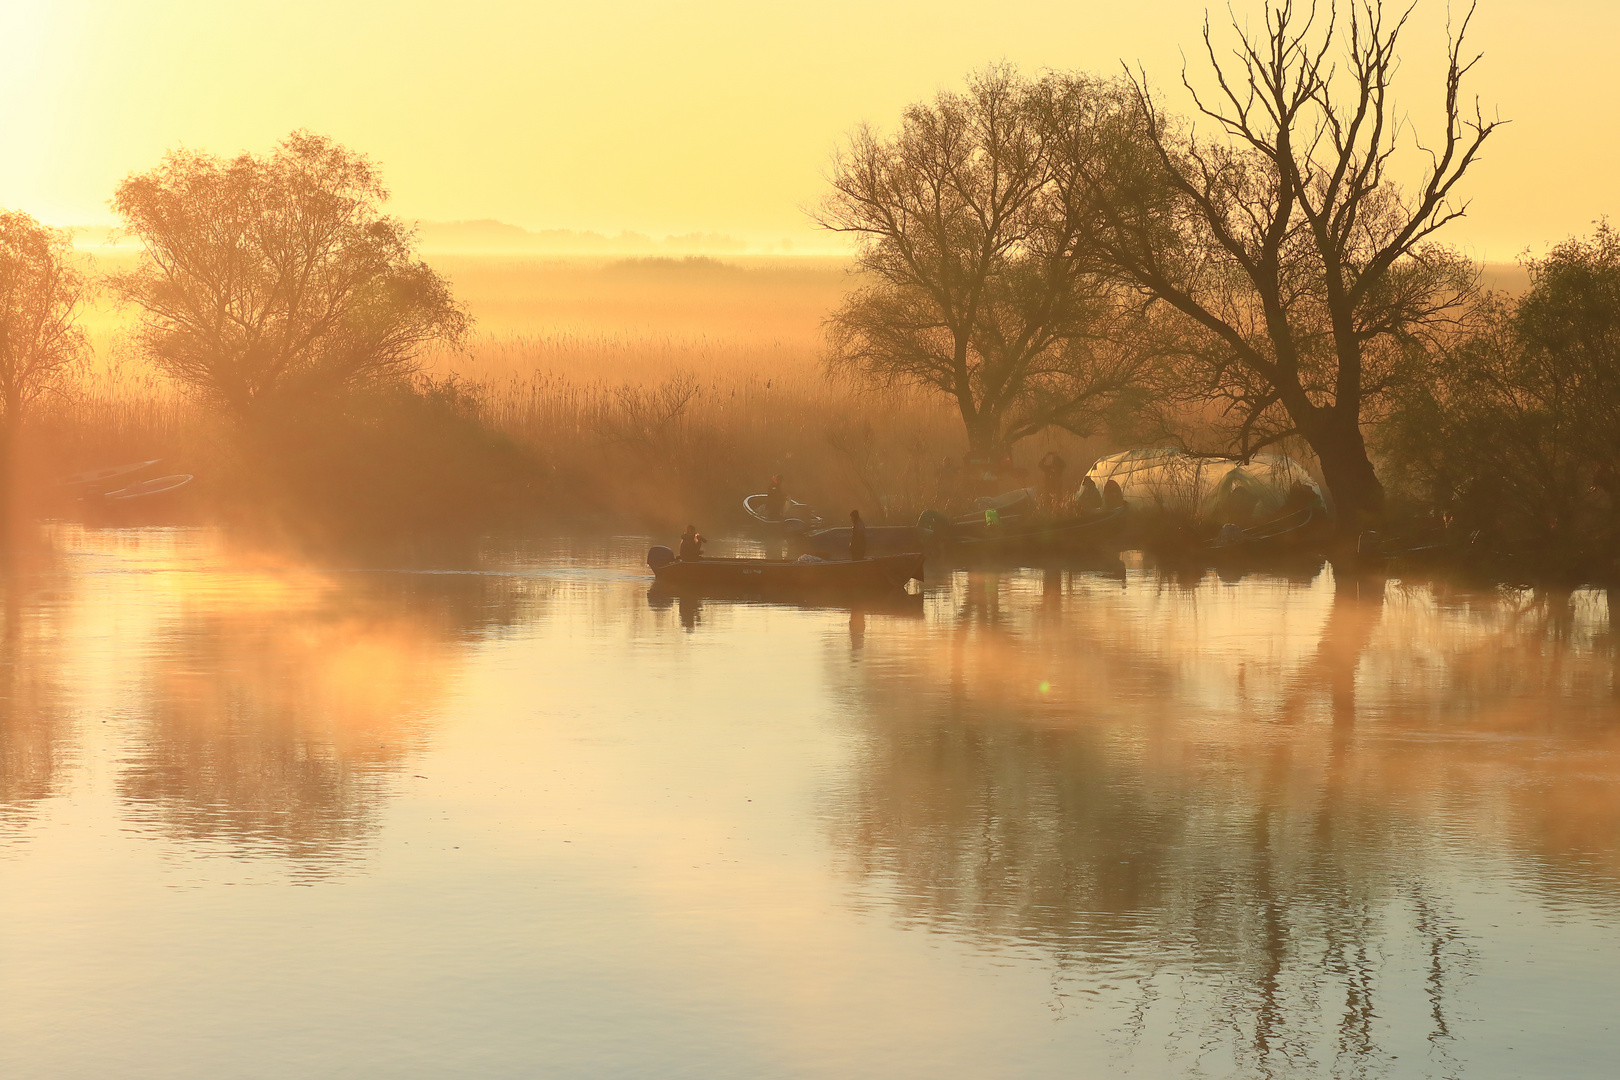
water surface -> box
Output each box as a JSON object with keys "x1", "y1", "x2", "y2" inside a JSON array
[{"x1": 2, "y1": 528, "x2": 1618, "y2": 1078}]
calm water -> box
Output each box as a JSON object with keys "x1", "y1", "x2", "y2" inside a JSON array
[{"x1": 2, "y1": 528, "x2": 1618, "y2": 1078}]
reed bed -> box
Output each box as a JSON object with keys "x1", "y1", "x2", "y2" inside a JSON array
[{"x1": 16, "y1": 254, "x2": 1109, "y2": 534}]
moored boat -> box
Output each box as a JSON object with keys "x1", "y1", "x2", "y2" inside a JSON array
[
  {"x1": 647, "y1": 546, "x2": 923, "y2": 596},
  {"x1": 921, "y1": 506, "x2": 1128, "y2": 561},
  {"x1": 742, "y1": 493, "x2": 822, "y2": 534},
  {"x1": 794, "y1": 524, "x2": 925, "y2": 559}
]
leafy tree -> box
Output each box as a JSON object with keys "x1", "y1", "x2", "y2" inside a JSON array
[
  {"x1": 817, "y1": 67, "x2": 1164, "y2": 458},
  {"x1": 0, "y1": 210, "x2": 88, "y2": 520},
  {"x1": 1083, "y1": 0, "x2": 1497, "y2": 531},
  {"x1": 112, "y1": 131, "x2": 468, "y2": 421},
  {"x1": 1383, "y1": 225, "x2": 1620, "y2": 569},
  {"x1": 0, "y1": 211, "x2": 87, "y2": 433}
]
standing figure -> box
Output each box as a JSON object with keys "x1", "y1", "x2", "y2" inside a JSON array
[
  {"x1": 849, "y1": 509, "x2": 867, "y2": 561},
  {"x1": 678, "y1": 525, "x2": 707, "y2": 561},
  {"x1": 763, "y1": 476, "x2": 786, "y2": 521},
  {"x1": 1038, "y1": 451, "x2": 1067, "y2": 500}
]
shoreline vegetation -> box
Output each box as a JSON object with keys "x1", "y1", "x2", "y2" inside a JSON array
[{"x1": 2, "y1": 2, "x2": 1617, "y2": 584}]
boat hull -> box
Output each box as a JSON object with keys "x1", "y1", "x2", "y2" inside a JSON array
[
  {"x1": 651, "y1": 552, "x2": 924, "y2": 597},
  {"x1": 795, "y1": 525, "x2": 925, "y2": 559}
]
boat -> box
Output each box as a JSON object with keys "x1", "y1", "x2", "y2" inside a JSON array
[
  {"x1": 794, "y1": 524, "x2": 925, "y2": 559},
  {"x1": 1356, "y1": 526, "x2": 1480, "y2": 570},
  {"x1": 921, "y1": 506, "x2": 1128, "y2": 560},
  {"x1": 59, "y1": 459, "x2": 162, "y2": 488},
  {"x1": 647, "y1": 546, "x2": 923, "y2": 597},
  {"x1": 1202, "y1": 506, "x2": 1323, "y2": 558},
  {"x1": 105, "y1": 474, "x2": 194, "y2": 502},
  {"x1": 742, "y1": 493, "x2": 823, "y2": 533}
]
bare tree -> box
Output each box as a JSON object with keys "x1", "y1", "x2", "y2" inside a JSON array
[
  {"x1": 1084, "y1": 0, "x2": 1498, "y2": 529},
  {"x1": 817, "y1": 67, "x2": 1162, "y2": 459},
  {"x1": 112, "y1": 132, "x2": 468, "y2": 421}
]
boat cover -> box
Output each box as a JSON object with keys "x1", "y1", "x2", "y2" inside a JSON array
[{"x1": 1085, "y1": 448, "x2": 1322, "y2": 523}]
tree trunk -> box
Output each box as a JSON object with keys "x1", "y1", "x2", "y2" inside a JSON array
[{"x1": 1308, "y1": 417, "x2": 1385, "y2": 535}]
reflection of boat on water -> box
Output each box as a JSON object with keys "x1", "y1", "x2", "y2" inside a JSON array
[
  {"x1": 647, "y1": 546, "x2": 923, "y2": 598},
  {"x1": 742, "y1": 493, "x2": 822, "y2": 534}
]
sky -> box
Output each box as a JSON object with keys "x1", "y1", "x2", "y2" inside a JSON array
[{"x1": 1, "y1": 0, "x2": 1616, "y2": 260}]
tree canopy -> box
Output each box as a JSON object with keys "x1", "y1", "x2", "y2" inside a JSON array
[
  {"x1": 112, "y1": 131, "x2": 468, "y2": 420},
  {"x1": 818, "y1": 67, "x2": 1164, "y2": 457},
  {"x1": 1082, "y1": 0, "x2": 1497, "y2": 529},
  {"x1": 0, "y1": 210, "x2": 86, "y2": 427}
]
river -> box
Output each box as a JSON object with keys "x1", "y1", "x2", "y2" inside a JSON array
[{"x1": 2, "y1": 527, "x2": 1617, "y2": 1078}]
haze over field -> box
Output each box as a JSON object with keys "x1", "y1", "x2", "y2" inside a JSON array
[{"x1": 4, "y1": 0, "x2": 1619, "y2": 259}]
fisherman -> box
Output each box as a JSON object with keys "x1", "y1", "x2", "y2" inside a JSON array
[
  {"x1": 1103, "y1": 478, "x2": 1126, "y2": 511},
  {"x1": 678, "y1": 525, "x2": 707, "y2": 561},
  {"x1": 1077, "y1": 476, "x2": 1103, "y2": 514},
  {"x1": 763, "y1": 476, "x2": 786, "y2": 521},
  {"x1": 849, "y1": 509, "x2": 867, "y2": 561},
  {"x1": 1038, "y1": 451, "x2": 1067, "y2": 500}
]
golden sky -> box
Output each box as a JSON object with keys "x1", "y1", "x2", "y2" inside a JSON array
[{"x1": 2, "y1": 0, "x2": 1615, "y2": 258}]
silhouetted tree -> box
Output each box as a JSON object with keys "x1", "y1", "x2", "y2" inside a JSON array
[
  {"x1": 112, "y1": 132, "x2": 468, "y2": 421},
  {"x1": 1084, "y1": 0, "x2": 1497, "y2": 531},
  {"x1": 818, "y1": 68, "x2": 1163, "y2": 458},
  {"x1": 0, "y1": 211, "x2": 88, "y2": 523},
  {"x1": 1383, "y1": 225, "x2": 1620, "y2": 571}
]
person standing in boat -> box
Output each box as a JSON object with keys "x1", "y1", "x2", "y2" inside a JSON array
[
  {"x1": 763, "y1": 476, "x2": 786, "y2": 520},
  {"x1": 678, "y1": 525, "x2": 707, "y2": 561},
  {"x1": 1038, "y1": 451, "x2": 1067, "y2": 502},
  {"x1": 849, "y1": 509, "x2": 867, "y2": 561}
]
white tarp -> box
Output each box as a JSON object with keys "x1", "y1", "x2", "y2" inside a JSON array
[{"x1": 1085, "y1": 447, "x2": 1323, "y2": 522}]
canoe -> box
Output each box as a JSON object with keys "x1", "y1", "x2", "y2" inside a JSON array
[
  {"x1": 742, "y1": 493, "x2": 822, "y2": 533},
  {"x1": 647, "y1": 548, "x2": 924, "y2": 596},
  {"x1": 59, "y1": 459, "x2": 161, "y2": 488},
  {"x1": 105, "y1": 474, "x2": 194, "y2": 502},
  {"x1": 795, "y1": 525, "x2": 925, "y2": 559}
]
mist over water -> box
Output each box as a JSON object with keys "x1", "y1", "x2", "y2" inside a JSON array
[{"x1": 2, "y1": 528, "x2": 1616, "y2": 1078}]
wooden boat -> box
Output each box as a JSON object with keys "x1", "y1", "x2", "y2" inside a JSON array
[
  {"x1": 1202, "y1": 506, "x2": 1322, "y2": 558},
  {"x1": 105, "y1": 474, "x2": 194, "y2": 502},
  {"x1": 647, "y1": 546, "x2": 923, "y2": 596},
  {"x1": 59, "y1": 459, "x2": 161, "y2": 488},
  {"x1": 1356, "y1": 526, "x2": 1480, "y2": 570},
  {"x1": 795, "y1": 525, "x2": 925, "y2": 559},
  {"x1": 742, "y1": 493, "x2": 823, "y2": 533},
  {"x1": 924, "y1": 506, "x2": 1128, "y2": 560}
]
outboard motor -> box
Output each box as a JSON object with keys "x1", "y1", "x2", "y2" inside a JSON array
[{"x1": 647, "y1": 545, "x2": 676, "y2": 569}]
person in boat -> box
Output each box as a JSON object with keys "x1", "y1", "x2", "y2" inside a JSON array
[
  {"x1": 1077, "y1": 476, "x2": 1103, "y2": 514},
  {"x1": 1038, "y1": 451, "x2": 1067, "y2": 501},
  {"x1": 849, "y1": 509, "x2": 867, "y2": 561},
  {"x1": 1103, "y1": 478, "x2": 1126, "y2": 511},
  {"x1": 678, "y1": 525, "x2": 707, "y2": 561},
  {"x1": 763, "y1": 476, "x2": 786, "y2": 521}
]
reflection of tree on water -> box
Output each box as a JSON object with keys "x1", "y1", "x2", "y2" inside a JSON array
[
  {"x1": 118, "y1": 571, "x2": 527, "y2": 866},
  {"x1": 824, "y1": 576, "x2": 1537, "y2": 1075},
  {"x1": 0, "y1": 564, "x2": 70, "y2": 830}
]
